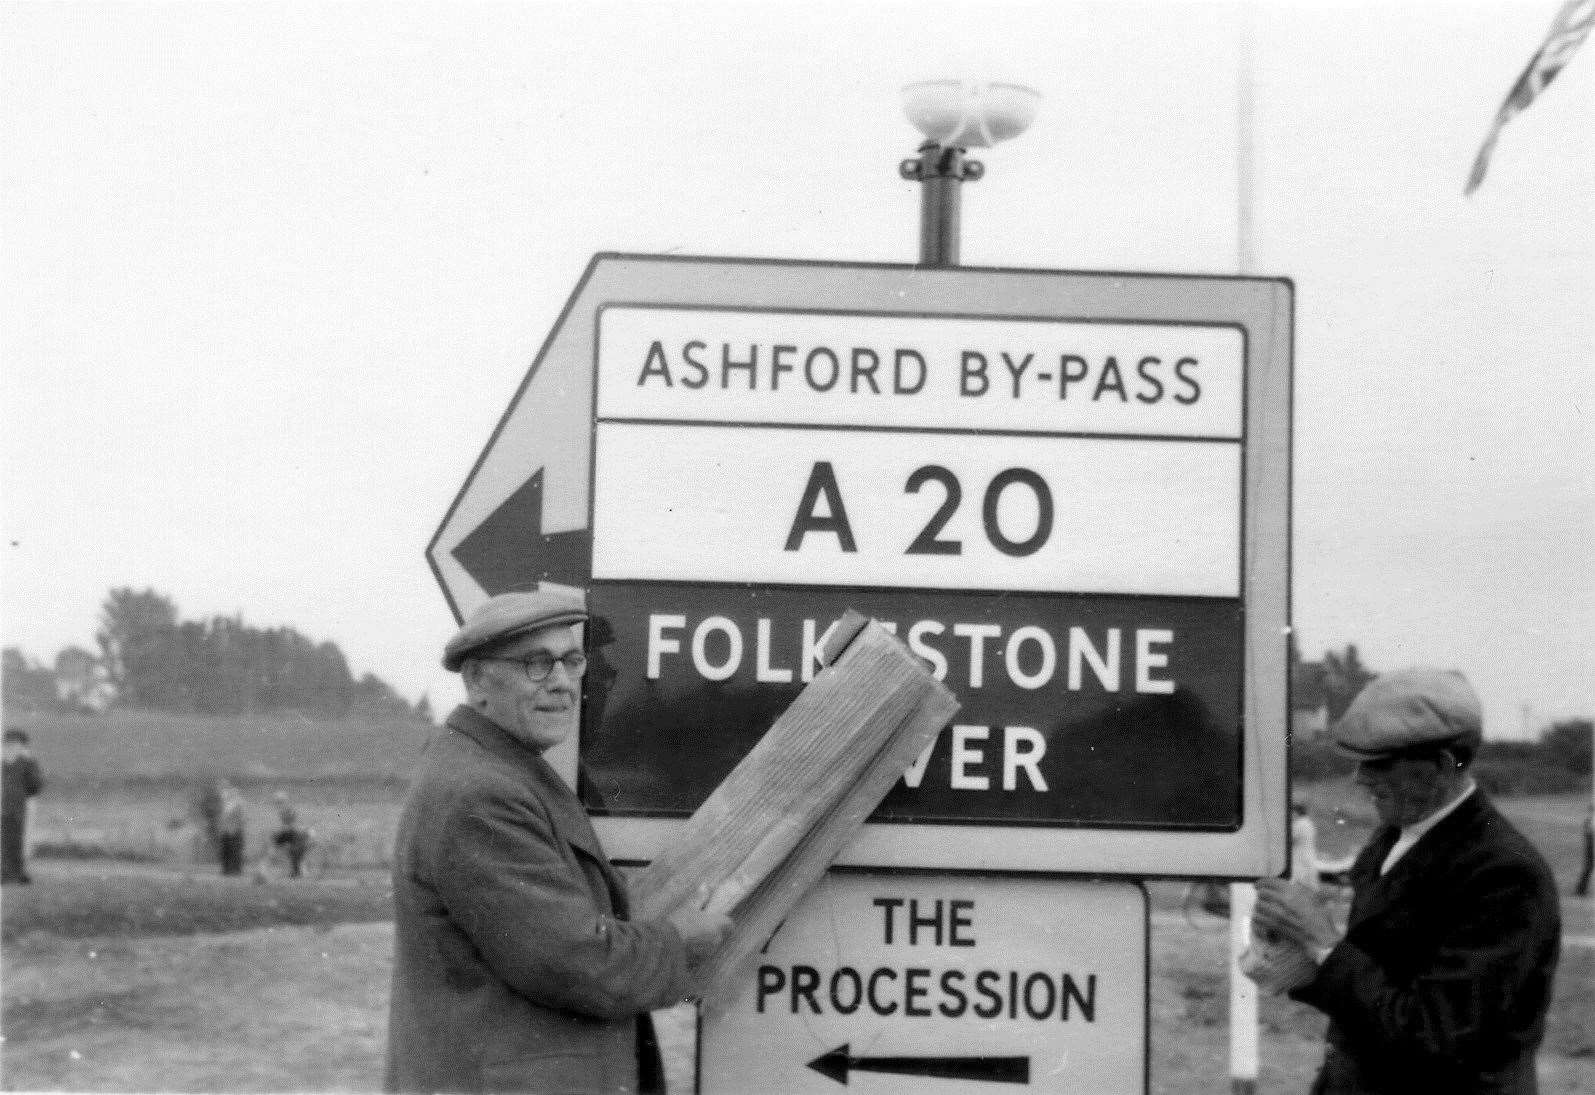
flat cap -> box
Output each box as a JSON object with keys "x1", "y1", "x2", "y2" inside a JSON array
[
  {"x1": 443, "y1": 589, "x2": 588, "y2": 672},
  {"x1": 1331, "y1": 667, "x2": 1482, "y2": 759}
]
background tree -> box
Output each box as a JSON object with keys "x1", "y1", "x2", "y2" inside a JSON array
[
  {"x1": 1289, "y1": 632, "x2": 1329, "y2": 715},
  {"x1": 52, "y1": 646, "x2": 109, "y2": 712},
  {"x1": 96, "y1": 588, "x2": 183, "y2": 709},
  {"x1": 350, "y1": 671, "x2": 409, "y2": 719},
  {"x1": 1321, "y1": 644, "x2": 1376, "y2": 723},
  {"x1": 91, "y1": 588, "x2": 376, "y2": 717},
  {"x1": 2, "y1": 647, "x2": 60, "y2": 714},
  {"x1": 1539, "y1": 718, "x2": 1592, "y2": 775}
]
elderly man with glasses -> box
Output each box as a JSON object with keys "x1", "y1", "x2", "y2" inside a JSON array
[
  {"x1": 386, "y1": 589, "x2": 731, "y2": 1095},
  {"x1": 1253, "y1": 668, "x2": 1561, "y2": 1095}
]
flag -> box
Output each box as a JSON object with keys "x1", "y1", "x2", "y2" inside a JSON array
[{"x1": 1465, "y1": 0, "x2": 1595, "y2": 195}]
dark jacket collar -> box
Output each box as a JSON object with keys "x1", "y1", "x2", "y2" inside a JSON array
[
  {"x1": 441, "y1": 704, "x2": 609, "y2": 866},
  {"x1": 444, "y1": 703, "x2": 546, "y2": 770},
  {"x1": 1349, "y1": 789, "x2": 1497, "y2": 928}
]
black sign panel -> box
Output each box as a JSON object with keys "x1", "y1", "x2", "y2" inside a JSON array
[{"x1": 581, "y1": 583, "x2": 1241, "y2": 830}]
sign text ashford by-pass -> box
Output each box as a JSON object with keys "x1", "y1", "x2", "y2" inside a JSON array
[{"x1": 633, "y1": 340, "x2": 1203, "y2": 405}]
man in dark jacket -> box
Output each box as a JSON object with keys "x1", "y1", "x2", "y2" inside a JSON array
[
  {"x1": 386, "y1": 589, "x2": 732, "y2": 1094},
  {"x1": 2, "y1": 728, "x2": 44, "y2": 884},
  {"x1": 1255, "y1": 668, "x2": 1561, "y2": 1094}
]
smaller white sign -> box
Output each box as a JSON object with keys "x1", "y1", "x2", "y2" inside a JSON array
[
  {"x1": 598, "y1": 306, "x2": 1244, "y2": 438},
  {"x1": 590, "y1": 423, "x2": 1240, "y2": 596},
  {"x1": 700, "y1": 871, "x2": 1147, "y2": 1094}
]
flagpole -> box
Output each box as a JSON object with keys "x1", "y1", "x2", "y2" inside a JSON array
[
  {"x1": 1236, "y1": 2, "x2": 1256, "y2": 274},
  {"x1": 1229, "y1": 7, "x2": 1261, "y2": 1095}
]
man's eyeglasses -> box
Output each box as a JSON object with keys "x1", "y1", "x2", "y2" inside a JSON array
[{"x1": 499, "y1": 651, "x2": 588, "y2": 682}]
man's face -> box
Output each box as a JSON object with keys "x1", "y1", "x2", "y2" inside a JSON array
[
  {"x1": 1353, "y1": 753, "x2": 1447, "y2": 827},
  {"x1": 467, "y1": 624, "x2": 583, "y2": 753},
  {"x1": 2, "y1": 740, "x2": 22, "y2": 762}
]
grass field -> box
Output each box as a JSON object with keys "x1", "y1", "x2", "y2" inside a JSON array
[
  {"x1": 13, "y1": 709, "x2": 429, "y2": 871},
  {"x1": 31, "y1": 780, "x2": 405, "y2": 873},
  {"x1": 3, "y1": 710, "x2": 432, "y2": 783}
]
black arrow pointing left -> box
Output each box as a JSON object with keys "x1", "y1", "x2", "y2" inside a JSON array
[
  {"x1": 807, "y1": 1044, "x2": 1030, "y2": 1086},
  {"x1": 451, "y1": 468, "x2": 590, "y2": 597}
]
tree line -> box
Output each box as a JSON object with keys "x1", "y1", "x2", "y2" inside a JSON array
[
  {"x1": 3, "y1": 587, "x2": 429, "y2": 721},
  {"x1": 1288, "y1": 639, "x2": 1591, "y2": 793}
]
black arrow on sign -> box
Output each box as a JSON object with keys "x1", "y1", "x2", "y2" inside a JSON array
[
  {"x1": 451, "y1": 468, "x2": 590, "y2": 596},
  {"x1": 807, "y1": 1044, "x2": 1030, "y2": 1086}
]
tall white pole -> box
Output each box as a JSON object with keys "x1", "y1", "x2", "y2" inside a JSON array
[
  {"x1": 1229, "y1": 6, "x2": 1261, "y2": 1095},
  {"x1": 1229, "y1": 882, "x2": 1260, "y2": 1093}
]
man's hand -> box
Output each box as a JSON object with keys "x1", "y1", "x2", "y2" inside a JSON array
[
  {"x1": 1254, "y1": 877, "x2": 1340, "y2": 955},
  {"x1": 666, "y1": 905, "x2": 734, "y2": 964},
  {"x1": 1240, "y1": 934, "x2": 1320, "y2": 994}
]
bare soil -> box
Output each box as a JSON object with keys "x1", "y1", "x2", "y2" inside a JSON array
[{"x1": 3, "y1": 795, "x2": 1590, "y2": 1093}]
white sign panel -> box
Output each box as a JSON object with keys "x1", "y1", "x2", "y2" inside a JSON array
[
  {"x1": 597, "y1": 306, "x2": 1244, "y2": 437},
  {"x1": 592, "y1": 424, "x2": 1240, "y2": 594},
  {"x1": 700, "y1": 871, "x2": 1148, "y2": 1094}
]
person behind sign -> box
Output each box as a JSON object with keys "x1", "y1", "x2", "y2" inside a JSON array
[
  {"x1": 215, "y1": 780, "x2": 247, "y2": 876},
  {"x1": 1253, "y1": 668, "x2": 1561, "y2": 1095},
  {"x1": 1576, "y1": 804, "x2": 1592, "y2": 898},
  {"x1": 2, "y1": 728, "x2": 44, "y2": 885},
  {"x1": 385, "y1": 588, "x2": 732, "y2": 1095},
  {"x1": 1289, "y1": 798, "x2": 1320, "y2": 892},
  {"x1": 269, "y1": 791, "x2": 312, "y2": 878}
]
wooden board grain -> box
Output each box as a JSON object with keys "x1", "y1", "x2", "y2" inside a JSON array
[{"x1": 630, "y1": 612, "x2": 959, "y2": 1006}]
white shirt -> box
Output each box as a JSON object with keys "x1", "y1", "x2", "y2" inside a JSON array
[{"x1": 1380, "y1": 780, "x2": 1477, "y2": 876}]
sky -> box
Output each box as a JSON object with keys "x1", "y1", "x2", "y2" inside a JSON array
[{"x1": 2, "y1": 1, "x2": 1591, "y2": 741}]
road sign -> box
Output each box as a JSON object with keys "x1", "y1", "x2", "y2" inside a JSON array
[
  {"x1": 428, "y1": 253, "x2": 1292, "y2": 876},
  {"x1": 699, "y1": 870, "x2": 1148, "y2": 1094}
]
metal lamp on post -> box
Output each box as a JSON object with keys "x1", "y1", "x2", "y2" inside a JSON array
[{"x1": 899, "y1": 80, "x2": 1041, "y2": 268}]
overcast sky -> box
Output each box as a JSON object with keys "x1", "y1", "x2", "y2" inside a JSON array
[{"x1": 3, "y1": 1, "x2": 1591, "y2": 740}]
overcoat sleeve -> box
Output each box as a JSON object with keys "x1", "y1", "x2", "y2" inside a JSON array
[
  {"x1": 432, "y1": 784, "x2": 689, "y2": 1020},
  {"x1": 1291, "y1": 856, "x2": 1556, "y2": 1067}
]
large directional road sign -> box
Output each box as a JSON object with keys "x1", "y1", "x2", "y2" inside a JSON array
[{"x1": 429, "y1": 253, "x2": 1292, "y2": 877}]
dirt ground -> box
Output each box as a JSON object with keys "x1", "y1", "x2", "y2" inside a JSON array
[
  {"x1": 3, "y1": 884, "x2": 1590, "y2": 1092},
  {"x1": 3, "y1": 794, "x2": 1591, "y2": 1093}
]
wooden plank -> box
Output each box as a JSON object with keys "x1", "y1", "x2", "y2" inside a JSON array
[
  {"x1": 696, "y1": 679, "x2": 956, "y2": 1011},
  {"x1": 631, "y1": 613, "x2": 958, "y2": 1007}
]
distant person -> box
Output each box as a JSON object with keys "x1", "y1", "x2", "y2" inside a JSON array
[
  {"x1": 270, "y1": 791, "x2": 311, "y2": 878},
  {"x1": 1289, "y1": 798, "x2": 1320, "y2": 892},
  {"x1": 215, "y1": 781, "x2": 246, "y2": 876},
  {"x1": 1577, "y1": 805, "x2": 1593, "y2": 898},
  {"x1": 1254, "y1": 668, "x2": 1561, "y2": 1094},
  {"x1": 386, "y1": 589, "x2": 732, "y2": 1094},
  {"x1": 2, "y1": 728, "x2": 44, "y2": 884}
]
